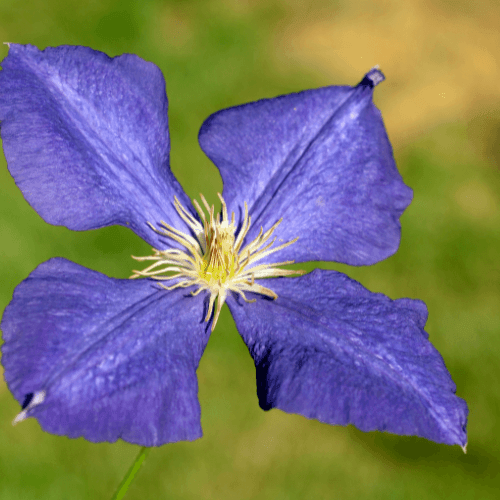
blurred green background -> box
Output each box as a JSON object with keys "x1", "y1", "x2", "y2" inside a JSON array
[{"x1": 0, "y1": 0, "x2": 499, "y2": 498}]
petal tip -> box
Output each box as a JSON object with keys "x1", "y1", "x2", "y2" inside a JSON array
[
  {"x1": 12, "y1": 390, "x2": 46, "y2": 426},
  {"x1": 359, "y1": 66, "x2": 385, "y2": 88}
]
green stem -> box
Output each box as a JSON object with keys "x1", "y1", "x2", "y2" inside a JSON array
[{"x1": 110, "y1": 446, "x2": 151, "y2": 500}]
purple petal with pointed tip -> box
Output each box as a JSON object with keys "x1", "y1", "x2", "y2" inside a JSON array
[
  {"x1": 1, "y1": 258, "x2": 210, "y2": 446},
  {"x1": 227, "y1": 269, "x2": 468, "y2": 446},
  {"x1": 199, "y1": 68, "x2": 412, "y2": 266},
  {"x1": 0, "y1": 44, "x2": 192, "y2": 248}
]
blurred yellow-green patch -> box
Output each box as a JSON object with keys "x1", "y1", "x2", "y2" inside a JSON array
[{"x1": 0, "y1": 1, "x2": 498, "y2": 499}]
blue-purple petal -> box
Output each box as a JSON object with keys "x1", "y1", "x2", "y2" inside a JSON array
[
  {"x1": 227, "y1": 269, "x2": 468, "y2": 446},
  {"x1": 1, "y1": 258, "x2": 210, "y2": 446},
  {"x1": 199, "y1": 68, "x2": 412, "y2": 265},
  {"x1": 0, "y1": 44, "x2": 191, "y2": 248}
]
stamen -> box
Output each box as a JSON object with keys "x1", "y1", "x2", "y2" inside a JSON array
[
  {"x1": 234, "y1": 202, "x2": 250, "y2": 252},
  {"x1": 132, "y1": 193, "x2": 304, "y2": 331}
]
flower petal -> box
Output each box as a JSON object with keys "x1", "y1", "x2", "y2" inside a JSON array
[
  {"x1": 1, "y1": 258, "x2": 211, "y2": 446},
  {"x1": 0, "y1": 44, "x2": 192, "y2": 247},
  {"x1": 199, "y1": 68, "x2": 412, "y2": 265},
  {"x1": 227, "y1": 269, "x2": 468, "y2": 447}
]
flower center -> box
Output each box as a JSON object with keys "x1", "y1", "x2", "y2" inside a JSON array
[{"x1": 131, "y1": 193, "x2": 303, "y2": 330}]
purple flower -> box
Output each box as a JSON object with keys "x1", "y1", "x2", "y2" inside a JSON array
[{"x1": 0, "y1": 44, "x2": 467, "y2": 448}]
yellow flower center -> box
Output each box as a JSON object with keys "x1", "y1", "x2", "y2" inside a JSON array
[{"x1": 130, "y1": 193, "x2": 303, "y2": 331}]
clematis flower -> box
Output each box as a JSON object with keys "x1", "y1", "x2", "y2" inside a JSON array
[{"x1": 0, "y1": 44, "x2": 467, "y2": 448}]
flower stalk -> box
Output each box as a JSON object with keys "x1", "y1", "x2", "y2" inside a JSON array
[{"x1": 111, "y1": 447, "x2": 151, "y2": 500}]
